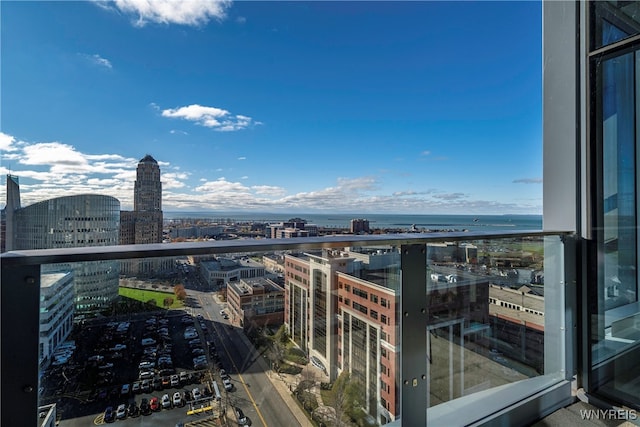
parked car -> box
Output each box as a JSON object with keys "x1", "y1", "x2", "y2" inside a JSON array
[
  {"x1": 116, "y1": 404, "x2": 127, "y2": 420},
  {"x1": 161, "y1": 393, "x2": 172, "y2": 409},
  {"x1": 127, "y1": 401, "x2": 140, "y2": 418},
  {"x1": 161, "y1": 376, "x2": 171, "y2": 388},
  {"x1": 223, "y1": 377, "x2": 232, "y2": 391},
  {"x1": 132, "y1": 381, "x2": 141, "y2": 394},
  {"x1": 192, "y1": 387, "x2": 201, "y2": 400},
  {"x1": 140, "y1": 398, "x2": 151, "y2": 416},
  {"x1": 141, "y1": 379, "x2": 151, "y2": 392},
  {"x1": 172, "y1": 391, "x2": 183, "y2": 407},
  {"x1": 139, "y1": 361, "x2": 155, "y2": 370},
  {"x1": 235, "y1": 407, "x2": 247, "y2": 425},
  {"x1": 150, "y1": 396, "x2": 160, "y2": 411},
  {"x1": 170, "y1": 374, "x2": 180, "y2": 387},
  {"x1": 120, "y1": 384, "x2": 130, "y2": 396},
  {"x1": 139, "y1": 371, "x2": 154, "y2": 380},
  {"x1": 103, "y1": 406, "x2": 115, "y2": 423}
]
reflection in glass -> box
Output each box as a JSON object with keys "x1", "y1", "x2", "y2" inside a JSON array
[
  {"x1": 591, "y1": 44, "x2": 640, "y2": 408},
  {"x1": 592, "y1": 1, "x2": 640, "y2": 50},
  {"x1": 426, "y1": 238, "x2": 549, "y2": 408}
]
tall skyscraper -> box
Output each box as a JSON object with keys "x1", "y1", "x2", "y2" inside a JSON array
[
  {"x1": 120, "y1": 154, "x2": 167, "y2": 276},
  {"x1": 135, "y1": 154, "x2": 162, "y2": 213},
  {"x1": 120, "y1": 154, "x2": 163, "y2": 245},
  {"x1": 1, "y1": 174, "x2": 21, "y2": 252}
]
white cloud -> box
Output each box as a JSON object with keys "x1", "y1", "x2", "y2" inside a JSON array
[
  {"x1": 161, "y1": 104, "x2": 259, "y2": 132},
  {"x1": 21, "y1": 142, "x2": 88, "y2": 167},
  {"x1": 0, "y1": 132, "x2": 17, "y2": 152},
  {"x1": 237, "y1": 156, "x2": 246, "y2": 160},
  {"x1": 80, "y1": 53, "x2": 113, "y2": 69},
  {"x1": 92, "y1": 54, "x2": 112, "y2": 68},
  {"x1": 513, "y1": 178, "x2": 542, "y2": 184},
  {"x1": 0, "y1": 131, "x2": 540, "y2": 215},
  {"x1": 109, "y1": 0, "x2": 231, "y2": 27},
  {"x1": 252, "y1": 185, "x2": 286, "y2": 197},
  {"x1": 420, "y1": 150, "x2": 431, "y2": 156},
  {"x1": 236, "y1": 16, "x2": 246, "y2": 24}
]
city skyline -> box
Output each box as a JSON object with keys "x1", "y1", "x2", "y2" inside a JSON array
[{"x1": 1, "y1": 1, "x2": 543, "y2": 214}]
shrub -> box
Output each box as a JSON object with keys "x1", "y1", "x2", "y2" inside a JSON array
[
  {"x1": 279, "y1": 364, "x2": 302, "y2": 375},
  {"x1": 285, "y1": 348, "x2": 308, "y2": 364},
  {"x1": 296, "y1": 390, "x2": 318, "y2": 412}
]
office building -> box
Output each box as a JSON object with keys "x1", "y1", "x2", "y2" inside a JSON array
[
  {"x1": 39, "y1": 272, "x2": 74, "y2": 365},
  {"x1": 120, "y1": 154, "x2": 169, "y2": 276},
  {"x1": 120, "y1": 154, "x2": 163, "y2": 244},
  {"x1": 350, "y1": 218, "x2": 370, "y2": 234},
  {"x1": 4, "y1": 182, "x2": 121, "y2": 312},
  {"x1": 267, "y1": 218, "x2": 318, "y2": 238},
  {"x1": 199, "y1": 257, "x2": 266, "y2": 288},
  {"x1": 226, "y1": 277, "x2": 285, "y2": 329}
]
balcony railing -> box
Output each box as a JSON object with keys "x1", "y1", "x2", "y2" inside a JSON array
[{"x1": 1, "y1": 230, "x2": 575, "y2": 426}]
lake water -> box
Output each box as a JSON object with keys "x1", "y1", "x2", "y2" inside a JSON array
[{"x1": 164, "y1": 212, "x2": 542, "y2": 232}]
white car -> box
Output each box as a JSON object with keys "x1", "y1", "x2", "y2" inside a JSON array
[
  {"x1": 116, "y1": 403, "x2": 127, "y2": 419},
  {"x1": 223, "y1": 377, "x2": 232, "y2": 391},
  {"x1": 170, "y1": 374, "x2": 179, "y2": 387},
  {"x1": 161, "y1": 394, "x2": 171, "y2": 409},
  {"x1": 172, "y1": 391, "x2": 182, "y2": 407},
  {"x1": 192, "y1": 387, "x2": 201, "y2": 400},
  {"x1": 138, "y1": 361, "x2": 155, "y2": 369}
]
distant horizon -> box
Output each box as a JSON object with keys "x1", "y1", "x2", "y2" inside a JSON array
[
  {"x1": 162, "y1": 211, "x2": 543, "y2": 231},
  {"x1": 163, "y1": 210, "x2": 542, "y2": 217}
]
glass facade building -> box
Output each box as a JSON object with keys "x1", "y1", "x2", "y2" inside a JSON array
[{"x1": 13, "y1": 194, "x2": 120, "y2": 312}]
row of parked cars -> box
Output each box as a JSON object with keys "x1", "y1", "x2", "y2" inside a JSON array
[{"x1": 103, "y1": 386, "x2": 213, "y2": 422}]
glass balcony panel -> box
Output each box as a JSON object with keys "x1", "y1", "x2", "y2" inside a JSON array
[
  {"x1": 35, "y1": 245, "x2": 403, "y2": 426},
  {"x1": 0, "y1": 232, "x2": 568, "y2": 426},
  {"x1": 423, "y1": 235, "x2": 566, "y2": 425}
]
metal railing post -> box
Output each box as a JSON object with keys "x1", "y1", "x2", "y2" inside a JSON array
[
  {"x1": 1, "y1": 263, "x2": 41, "y2": 427},
  {"x1": 401, "y1": 244, "x2": 428, "y2": 426}
]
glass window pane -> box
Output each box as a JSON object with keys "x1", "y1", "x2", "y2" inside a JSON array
[
  {"x1": 590, "y1": 47, "x2": 640, "y2": 408},
  {"x1": 592, "y1": 1, "x2": 640, "y2": 50}
]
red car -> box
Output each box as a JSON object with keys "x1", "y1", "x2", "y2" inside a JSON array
[{"x1": 149, "y1": 397, "x2": 160, "y2": 411}]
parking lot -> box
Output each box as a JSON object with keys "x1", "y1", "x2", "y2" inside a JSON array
[{"x1": 40, "y1": 310, "x2": 225, "y2": 424}]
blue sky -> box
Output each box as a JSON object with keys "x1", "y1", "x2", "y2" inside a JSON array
[{"x1": 1, "y1": 1, "x2": 542, "y2": 214}]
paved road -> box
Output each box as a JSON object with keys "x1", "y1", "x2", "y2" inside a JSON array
[{"x1": 195, "y1": 291, "x2": 301, "y2": 427}]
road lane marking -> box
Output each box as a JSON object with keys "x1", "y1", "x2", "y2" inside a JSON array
[{"x1": 199, "y1": 294, "x2": 269, "y2": 427}]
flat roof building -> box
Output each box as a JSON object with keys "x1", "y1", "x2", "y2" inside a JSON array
[{"x1": 227, "y1": 277, "x2": 285, "y2": 329}]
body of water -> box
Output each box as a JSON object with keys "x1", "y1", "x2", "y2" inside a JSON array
[{"x1": 164, "y1": 212, "x2": 542, "y2": 232}]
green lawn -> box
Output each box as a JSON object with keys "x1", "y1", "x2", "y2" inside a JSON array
[{"x1": 119, "y1": 286, "x2": 184, "y2": 309}]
